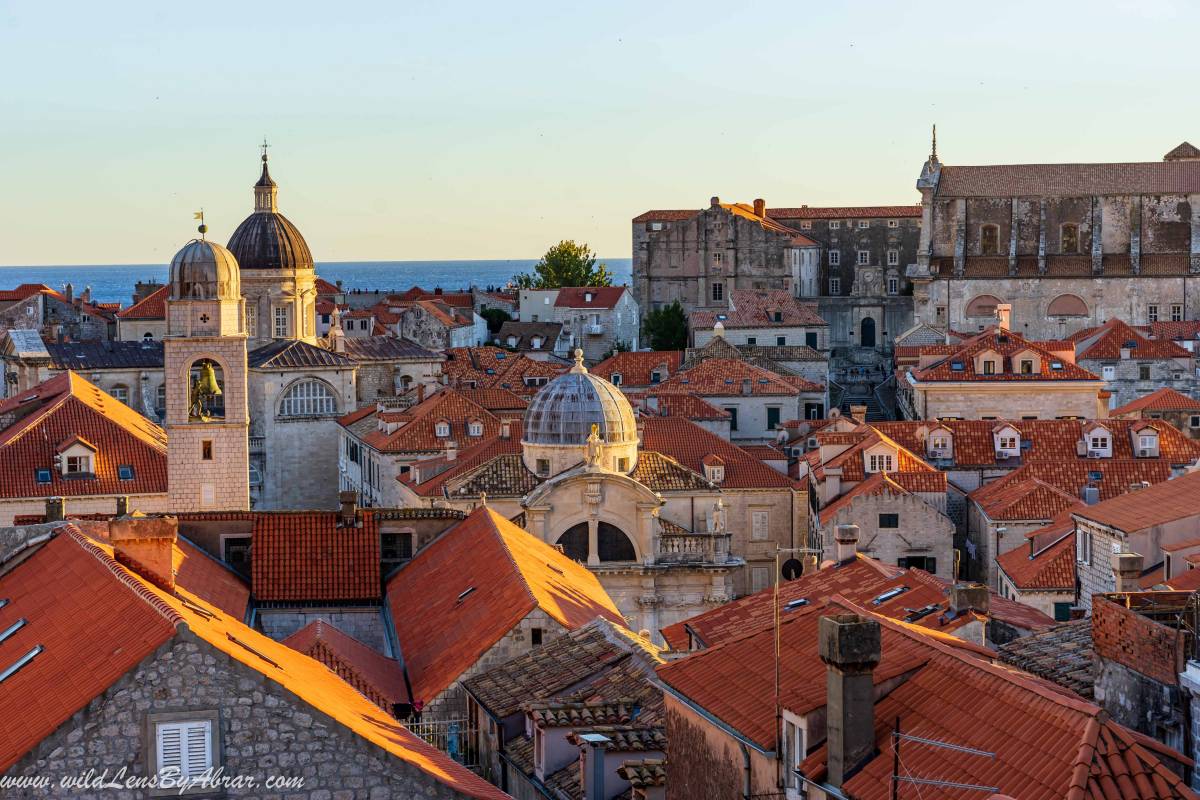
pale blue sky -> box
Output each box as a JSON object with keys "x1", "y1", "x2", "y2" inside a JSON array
[{"x1": 1, "y1": 0, "x2": 1197, "y2": 265}]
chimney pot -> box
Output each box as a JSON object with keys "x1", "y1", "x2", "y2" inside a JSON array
[
  {"x1": 995, "y1": 303, "x2": 1012, "y2": 332},
  {"x1": 949, "y1": 582, "x2": 990, "y2": 616},
  {"x1": 115, "y1": 496, "x2": 130, "y2": 517},
  {"x1": 850, "y1": 404, "x2": 867, "y2": 420},
  {"x1": 109, "y1": 515, "x2": 178, "y2": 591},
  {"x1": 1112, "y1": 551, "x2": 1144, "y2": 592},
  {"x1": 339, "y1": 491, "x2": 359, "y2": 527},
  {"x1": 753, "y1": 198, "x2": 766, "y2": 217},
  {"x1": 834, "y1": 524, "x2": 859, "y2": 564},
  {"x1": 710, "y1": 196, "x2": 720, "y2": 207},
  {"x1": 818, "y1": 614, "x2": 881, "y2": 789},
  {"x1": 45, "y1": 496, "x2": 66, "y2": 522}
]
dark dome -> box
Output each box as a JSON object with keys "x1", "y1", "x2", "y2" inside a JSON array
[{"x1": 227, "y1": 211, "x2": 313, "y2": 271}]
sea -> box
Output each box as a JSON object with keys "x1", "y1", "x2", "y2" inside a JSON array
[{"x1": 0, "y1": 259, "x2": 634, "y2": 306}]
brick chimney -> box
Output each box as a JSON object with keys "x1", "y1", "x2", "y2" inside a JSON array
[
  {"x1": 109, "y1": 515, "x2": 178, "y2": 592},
  {"x1": 834, "y1": 524, "x2": 860, "y2": 565},
  {"x1": 710, "y1": 196, "x2": 721, "y2": 208},
  {"x1": 115, "y1": 496, "x2": 130, "y2": 516},
  {"x1": 1112, "y1": 551, "x2": 1144, "y2": 592},
  {"x1": 339, "y1": 490, "x2": 359, "y2": 528},
  {"x1": 753, "y1": 198, "x2": 766, "y2": 217},
  {"x1": 45, "y1": 496, "x2": 66, "y2": 522},
  {"x1": 995, "y1": 303, "x2": 1012, "y2": 332},
  {"x1": 949, "y1": 583, "x2": 990, "y2": 616},
  {"x1": 850, "y1": 404, "x2": 867, "y2": 420},
  {"x1": 818, "y1": 614, "x2": 881, "y2": 789}
]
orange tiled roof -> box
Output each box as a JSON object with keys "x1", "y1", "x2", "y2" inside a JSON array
[
  {"x1": 0, "y1": 283, "x2": 56, "y2": 303},
  {"x1": 0, "y1": 372, "x2": 166, "y2": 500},
  {"x1": 971, "y1": 459, "x2": 1180, "y2": 522},
  {"x1": 640, "y1": 393, "x2": 731, "y2": 421},
  {"x1": 554, "y1": 286, "x2": 627, "y2": 309},
  {"x1": 767, "y1": 205, "x2": 923, "y2": 220},
  {"x1": 794, "y1": 601, "x2": 1194, "y2": 799},
  {"x1": 115, "y1": 285, "x2": 168, "y2": 320},
  {"x1": 912, "y1": 327, "x2": 1100, "y2": 382},
  {"x1": 0, "y1": 527, "x2": 508, "y2": 797},
  {"x1": 251, "y1": 512, "x2": 380, "y2": 602},
  {"x1": 1111, "y1": 387, "x2": 1200, "y2": 416},
  {"x1": 284, "y1": 620, "x2": 408, "y2": 710},
  {"x1": 690, "y1": 289, "x2": 827, "y2": 329},
  {"x1": 386, "y1": 507, "x2": 623, "y2": 702},
  {"x1": 818, "y1": 471, "x2": 946, "y2": 523},
  {"x1": 399, "y1": 427, "x2": 526, "y2": 497},
  {"x1": 314, "y1": 277, "x2": 340, "y2": 294},
  {"x1": 1145, "y1": 321, "x2": 1200, "y2": 341},
  {"x1": 972, "y1": 476, "x2": 1082, "y2": 522},
  {"x1": 997, "y1": 513, "x2": 1078, "y2": 591},
  {"x1": 641, "y1": 416, "x2": 793, "y2": 489},
  {"x1": 591, "y1": 350, "x2": 683, "y2": 387},
  {"x1": 1074, "y1": 318, "x2": 1192, "y2": 361},
  {"x1": 653, "y1": 357, "x2": 816, "y2": 396},
  {"x1": 442, "y1": 347, "x2": 568, "y2": 396},
  {"x1": 340, "y1": 388, "x2": 502, "y2": 454},
  {"x1": 455, "y1": 387, "x2": 529, "y2": 412},
  {"x1": 1073, "y1": 470, "x2": 1200, "y2": 532}
]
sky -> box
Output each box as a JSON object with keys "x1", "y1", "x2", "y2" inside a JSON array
[{"x1": 1, "y1": 0, "x2": 1198, "y2": 266}]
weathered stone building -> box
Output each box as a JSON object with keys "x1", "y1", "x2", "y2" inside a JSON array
[{"x1": 909, "y1": 139, "x2": 1200, "y2": 340}]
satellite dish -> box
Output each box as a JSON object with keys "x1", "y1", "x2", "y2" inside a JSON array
[{"x1": 781, "y1": 558, "x2": 804, "y2": 581}]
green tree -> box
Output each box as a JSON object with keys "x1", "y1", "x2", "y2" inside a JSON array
[
  {"x1": 514, "y1": 240, "x2": 612, "y2": 289},
  {"x1": 643, "y1": 301, "x2": 688, "y2": 351},
  {"x1": 480, "y1": 307, "x2": 511, "y2": 334}
]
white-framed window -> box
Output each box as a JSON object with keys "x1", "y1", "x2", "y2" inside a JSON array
[
  {"x1": 887, "y1": 249, "x2": 899, "y2": 266},
  {"x1": 1190, "y1": 415, "x2": 1200, "y2": 429},
  {"x1": 245, "y1": 305, "x2": 256, "y2": 336},
  {"x1": 435, "y1": 421, "x2": 451, "y2": 438},
  {"x1": 154, "y1": 719, "x2": 213, "y2": 788},
  {"x1": 65, "y1": 454, "x2": 91, "y2": 475},
  {"x1": 887, "y1": 276, "x2": 899, "y2": 295},
  {"x1": 857, "y1": 250, "x2": 870, "y2": 265},
  {"x1": 857, "y1": 220, "x2": 869, "y2": 229},
  {"x1": 1101, "y1": 365, "x2": 1116, "y2": 380},
  {"x1": 887, "y1": 219, "x2": 899, "y2": 228},
  {"x1": 751, "y1": 511, "x2": 770, "y2": 541},
  {"x1": 274, "y1": 306, "x2": 289, "y2": 337},
  {"x1": 467, "y1": 420, "x2": 483, "y2": 437},
  {"x1": 930, "y1": 435, "x2": 949, "y2": 451},
  {"x1": 829, "y1": 220, "x2": 841, "y2": 230},
  {"x1": 828, "y1": 250, "x2": 841, "y2": 266},
  {"x1": 999, "y1": 436, "x2": 1018, "y2": 450},
  {"x1": 1171, "y1": 305, "x2": 1183, "y2": 322},
  {"x1": 1139, "y1": 435, "x2": 1157, "y2": 449},
  {"x1": 279, "y1": 380, "x2": 337, "y2": 417},
  {"x1": 713, "y1": 252, "x2": 723, "y2": 267},
  {"x1": 829, "y1": 277, "x2": 841, "y2": 295},
  {"x1": 111, "y1": 384, "x2": 129, "y2": 404},
  {"x1": 867, "y1": 453, "x2": 894, "y2": 473},
  {"x1": 1076, "y1": 530, "x2": 1092, "y2": 565},
  {"x1": 1090, "y1": 435, "x2": 1110, "y2": 450},
  {"x1": 751, "y1": 566, "x2": 770, "y2": 593},
  {"x1": 1148, "y1": 305, "x2": 1159, "y2": 323}
]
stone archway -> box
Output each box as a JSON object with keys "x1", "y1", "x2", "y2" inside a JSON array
[
  {"x1": 860, "y1": 316, "x2": 876, "y2": 348},
  {"x1": 556, "y1": 521, "x2": 636, "y2": 563}
]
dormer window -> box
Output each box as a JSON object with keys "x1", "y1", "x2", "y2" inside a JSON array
[
  {"x1": 983, "y1": 360, "x2": 996, "y2": 375},
  {"x1": 57, "y1": 437, "x2": 97, "y2": 478},
  {"x1": 506, "y1": 336, "x2": 518, "y2": 347},
  {"x1": 610, "y1": 373, "x2": 622, "y2": 386},
  {"x1": 434, "y1": 421, "x2": 451, "y2": 438},
  {"x1": 866, "y1": 453, "x2": 895, "y2": 473},
  {"x1": 993, "y1": 425, "x2": 1021, "y2": 457},
  {"x1": 650, "y1": 371, "x2": 662, "y2": 384},
  {"x1": 928, "y1": 432, "x2": 952, "y2": 457},
  {"x1": 467, "y1": 420, "x2": 483, "y2": 437},
  {"x1": 703, "y1": 456, "x2": 725, "y2": 483},
  {"x1": 531, "y1": 336, "x2": 543, "y2": 349}
]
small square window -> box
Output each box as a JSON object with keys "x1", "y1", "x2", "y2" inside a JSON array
[
  {"x1": 887, "y1": 219, "x2": 899, "y2": 228},
  {"x1": 536, "y1": 459, "x2": 550, "y2": 476},
  {"x1": 1171, "y1": 305, "x2": 1183, "y2": 322},
  {"x1": 118, "y1": 464, "x2": 135, "y2": 481},
  {"x1": 800, "y1": 220, "x2": 812, "y2": 230},
  {"x1": 857, "y1": 220, "x2": 869, "y2": 229},
  {"x1": 878, "y1": 513, "x2": 899, "y2": 529},
  {"x1": 828, "y1": 251, "x2": 841, "y2": 266},
  {"x1": 1190, "y1": 415, "x2": 1200, "y2": 429},
  {"x1": 1148, "y1": 305, "x2": 1159, "y2": 323},
  {"x1": 829, "y1": 220, "x2": 841, "y2": 230}
]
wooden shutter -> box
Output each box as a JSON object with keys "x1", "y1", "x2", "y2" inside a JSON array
[{"x1": 156, "y1": 720, "x2": 211, "y2": 782}]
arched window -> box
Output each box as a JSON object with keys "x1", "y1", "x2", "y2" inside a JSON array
[
  {"x1": 980, "y1": 224, "x2": 1000, "y2": 255},
  {"x1": 598, "y1": 522, "x2": 636, "y2": 562},
  {"x1": 278, "y1": 380, "x2": 337, "y2": 417},
  {"x1": 965, "y1": 294, "x2": 1003, "y2": 318},
  {"x1": 1061, "y1": 223, "x2": 1080, "y2": 254},
  {"x1": 142, "y1": 331, "x2": 154, "y2": 342},
  {"x1": 557, "y1": 525, "x2": 588, "y2": 562},
  {"x1": 1047, "y1": 294, "x2": 1088, "y2": 317},
  {"x1": 188, "y1": 359, "x2": 225, "y2": 421}
]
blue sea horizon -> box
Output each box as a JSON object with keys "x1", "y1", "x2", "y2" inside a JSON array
[{"x1": 0, "y1": 258, "x2": 634, "y2": 306}]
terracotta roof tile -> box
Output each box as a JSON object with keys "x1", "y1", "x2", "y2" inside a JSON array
[
  {"x1": 340, "y1": 388, "x2": 501, "y2": 454},
  {"x1": 400, "y1": 427, "x2": 525, "y2": 497},
  {"x1": 337, "y1": 335, "x2": 440, "y2": 362},
  {"x1": 1072, "y1": 470, "x2": 1200, "y2": 532},
  {"x1": 591, "y1": 351, "x2": 683, "y2": 387},
  {"x1": 767, "y1": 205, "x2": 923, "y2": 220},
  {"x1": 997, "y1": 619, "x2": 1094, "y2": 699},
  {"x1": 631, "y1": 209, "x2": 699, "y2": 223},
  {"x1": 251, "y1": 512, "x2": 380, "y2": 602},
  {"x1": 937, "y1": 159, "x2": 1200, "y2": 196},
  {"x1": 1074, "y1": 319, "x2": 1193, "y2": 361},
  {"x1": 386, "y1": 508, "x2": 624, "y2": 701},
  {"x1": 554, "y1": 286, "x2": 627, "y2": 309},
  {"x1": 971, "y1": 460, "x2": 1182, "y2": 521},
  {"x1": 654, "y1": 357, "x2": 819, "y2": 396},
  {"x1": 690, "y1": 290, "x2": 827, "y2": 330},
  {"x1": 638, "y1": 393, "x2": 731, "y2": 421},
  {"x1": 248, "y1": 339, "x2": 356, "y2": 369},
  {"x1": 997, "y1": 526, "x2": 1078, "y2": 591},
  {"x1": 283, "y1": 620, "x2": 408, "y2": 710},
  {"x1": 640, "y1": 416, "x2": 794, "y2": 489},
  {"x1": 912, "y1": 327, "x2": 1101, "y2": 382},
  {"x1": 0, "y1": 283, "x2": 55, "y2": 303},
  {"x1": 1111, "y1": 388, "x2": 1200, "y2": 416},
  {"x1": 115, "y1": 285, "x2": 168, "y2": 319},
  {"x1": 443, "y1": 347, "x2": 568, "y2": 396},
  {"x1": 314, "y1": 277, "x2": 340, "y2": 294},
  {"x1": 0, "y1": 372, "x2": 166, "y2": 500}
]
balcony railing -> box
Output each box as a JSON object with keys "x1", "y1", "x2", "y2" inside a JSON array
[
  {"x1": 656, "y1": 533, "x2": 734, "y2": 565},
  {"x1": 249, "y1": 436, "x2": 265, "y2": 454},
  {"x1": 586, "y1": 324, "x2": 604, "y2": 336}
]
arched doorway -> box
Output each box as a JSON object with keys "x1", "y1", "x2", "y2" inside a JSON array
[
  {"x1": 556, "y1": 522, "x2": 636, "y2": 563},
  {"x1": 860, "y1": 317, "x2": 876, "y2": 348}
]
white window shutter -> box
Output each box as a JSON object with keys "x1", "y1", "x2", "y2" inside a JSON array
[
  {"x1": 157, "y1": 723, "x2": 184, "y2": 776},
  {"x1": 157, "y1": 720, "x2": 211, "y2": 783},
  {"x1": 184, "y1": 720, "x2": 212, "y2": 776}
]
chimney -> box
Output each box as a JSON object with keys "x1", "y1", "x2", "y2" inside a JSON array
[
  {"x1": 753, "y1": 198, "x2": 766, "y2": 217},
  {"x1": 45, "y1": 496, "x2": 66, "y2": 522},
  {"x1": 818, "y1": 614, "x2": 881, "y2": 789},
  {"x1": 710, "y1": 196, "x2": 720, "y2": 207},
  {"x1": 995, "y1": 303, "x2": 1012, "y2": 332},
  {"x1": 742, "y1": 378, "x2": 752, "y2": 396},
  {"x1": 850, "y1": 404, "x2": 867, "y2": 421},
  {"x1": 417, "y1": 383, "x2": 425, "y2": 402},
  {"x1": 949, "y1": 582, "x2": 990, "y2": 616},
  {"x1": 339, "y1": 490, "x2": 359, "y2": 528},
  {"x1": 500, "y1": 419, "x2": 511, "y2": 439},
  {"x1": 578, "y1": 732, "x2": 612, "y2": 800},
  {"x1": 109, "y1": 515, "x2": 178, "y2": 592},
  {"x1": 834, "y1": 524, "x2": 859, "y2": 564},
  {"x1": 1112, "y1": 551, "x2": 1144, "y2": 592},
  {"x1": 446, "y1": 441, "x2": 458, "y2": 461},
  {"x1": 115, "y1": 495, "x2": 130, "y2": 517},
  {"x1": 1119, "y1": 346, "x2": 1132, "y2": 360}
]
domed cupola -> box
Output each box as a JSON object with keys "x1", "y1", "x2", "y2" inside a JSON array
[
  {"x1": 166, "y1": 221, "x2": 245, "y2": 338},
  {"x1": 522, "y1": 350, "x2": 639, "y2": 477},
  {"x1": 226, "y1": 148, "x2": 314, "y2": 272}
]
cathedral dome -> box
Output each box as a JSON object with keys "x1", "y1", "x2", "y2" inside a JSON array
[
  {"x1": 226, "y1": 153, "x2": 314, "y2": 271},
  {"x1": 169, "y1": 238, "x2": 241, "y2": 301},
  {"x1": 523, "y1": 351, "x2": 638, "y2": 446}
]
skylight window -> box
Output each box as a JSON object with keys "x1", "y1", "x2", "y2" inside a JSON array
[
  {"x1": 34, "y1": 468, "x2": 52, "y2": 484},
  {"x1": 495, "y1": 353, "x2": 506, "y2": 359},
  {"x1": 117, "y1": 464, "x2": 135, "y2": 481},
  {"x1": 1088, "y1": 470, "x2": 1102, "y2": 481},
  {"x1": 1051, "y1": 361, "x2": 1064, "y2": 370},
  {"x1": 0, "y1": 645, "x2": 43, "y2": 684},
  {"x1": 903, "y1": 604, "x2": 939, "y2": 622},
  {"x1": 950, "y1": 361, "x2": 964, "y2": 371},
  {"x1": 0, "y1": 618, "x2": 25, "y2": 645},
  {"x1": 871, "y1": 586, "x2": 909, "y2": 605},
  {"x1": 784, "y1": 598, "x2": 808, "y2": 611},
  {"x1": 457, "y1": 587, "x2": 477, "y2": 603}
]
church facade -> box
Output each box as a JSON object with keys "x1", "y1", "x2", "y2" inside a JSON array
[{"x1": 909, "y1": 140, "x2": 1200, "y2": 340}]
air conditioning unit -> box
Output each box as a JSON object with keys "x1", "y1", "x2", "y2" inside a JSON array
[
  {"x1": 1087, "y1": 450, "x2": 1103, "y2": 459},
  {"x1": 1138, "y1": 448, "x2": 1152, "y2": 458},
  {"x1": 929, "y1": 449, "x2": 945, "y2": 459}
]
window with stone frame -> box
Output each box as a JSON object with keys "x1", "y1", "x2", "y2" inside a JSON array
[
  {"x1": 829, "y1": 220, "x2": 841, "y2": 230},
  {"x1": 711, "y1": 282, "x2": 724, "y2": 302},
  {"x1": 887, "y1": 276, "x2": 899, "y2": 295},
  {"x1": 887, "y1": 249, "x2": 900, "y2": 266},
  {"x1": 857, "y1": 250, "x2": 870, "y2": 265},
  {"x1": 1171, "y1": 305, "x2": 1183, "y2": 322},
  {"x1": 1139, "y1": 364, "x2": 1151, "y2": 381},
  {"x1": 467, "y1": 420, "x2": 484, "y2": 437},
  {"x1": 1020, "y1": 359, "x2": 1034, "y2": 374},
  {"x1": 751, "y1": 510, "x2": 770, "y2": 540},
  {"x1": 434, "y1": 420, "x2": 451, "y2": 438},
  {"x1": 829, "y1": 277, "x2": 841, "y2": 295},
  {"x1": 750, "y1": 566, "x2": 770, "y2": 592},
  {"x1": 274, "y1": 306, "x2": 289, "y2": 337},
  {"x1": 828, "y1": 250, "x2": 841, "y2": 266},
  {"x1": 1148, "y1": 305, "x2": 1159, "y2": 322},
  {"x1": 980, "y1": 224, "x2": 1000, "y2": 255},
  {"x1": 146, "y1": 710, "x2": 219, "y2": 795},
  {"x1": 857, "y1": 220, "x2": 869, "y2": 229},
  {"x1": 110, "y1": 383, "x2": 130, "y2": 404},
  {"x1": 279, "y1": 380, "x2": 338, "y2": 417},
  {"x1": 1060, "y1": 223, "x2": 1080, "y2": 254},
  {"x1": 245, "y1": 305, "x2": 256, "y2": 336},
  {"x1": 64, "y1": 454, "x2": 91, "y2": 475},
  {"x1": 887, "y1": 219, "x2": 899, "y2": 228}
]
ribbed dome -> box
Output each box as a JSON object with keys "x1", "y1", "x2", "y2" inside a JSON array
[
  {"x1": 169, "y1": 239, "x2": 241, "y2": 301},
  {"x1": 524, "y1": 351, "x2": 638, "y2": 446},
  {"x1": 227, "y1": 211, "x2": 313, "y2": 270}
]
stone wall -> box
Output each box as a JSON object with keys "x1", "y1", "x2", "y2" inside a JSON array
[
  {"x1": 821, "y1": 491, "x2": 955, "y2": 580},
  {"x1": 1081, "y1": 355, "x2": 1198, "y2": 410},
  {"x1": 1092, "y1": 595, "x2": 1184, "y2": 686},
  {"x1": 4, "y1": 630, "x2": 479, "y2": 799},
  {"x1": 914, "y1": 381, "x2": 1103, "y2": 421},
  {"x1": 258, "y1": 608, "x2": 389, "y2": 652},
  {"x1": 0, "y1": 493, "x2": 171, "y2": 529},
  {"x1": 664, "y1": 700, "x2": 773, "y2": 800}
]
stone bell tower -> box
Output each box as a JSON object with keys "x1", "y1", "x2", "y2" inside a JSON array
[{"x1": 164, "y1": 219, "x2": 250, "y2": 511}]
